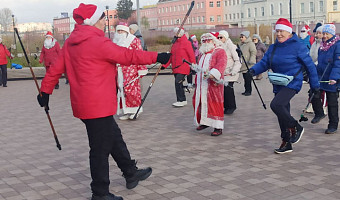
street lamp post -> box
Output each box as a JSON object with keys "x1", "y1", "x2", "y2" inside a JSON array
[
  {"x1": 12, "y1": 14, "x2": 16, "y2": 47},
  {"x1": 289, "y1": 0, "x2": 292, "y2": 23},
  {"x1": 106, "y1": 6, "x2": 110, "y2": 38},
  {"x1": 137, "y1": 0, "x2": 140, "y2": 27}
]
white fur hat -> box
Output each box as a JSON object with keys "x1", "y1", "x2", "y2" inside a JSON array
[
  {"x1": 218, "y1": 30, "x2": 229, "y2": 39},
  {"x1": 174, "y1": 27, "x2": 185, "y2": 37}
]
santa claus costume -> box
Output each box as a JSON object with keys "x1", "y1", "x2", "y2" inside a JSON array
[
  {"x1": 39, "y1": 31, "x2": 61, "y2": 89},
  {"x1": 193, "y1": 32, "x2": 227, "y2": 136},
  {"x1": 113, "y1": 22, "x2": 148, "y2": 120}
]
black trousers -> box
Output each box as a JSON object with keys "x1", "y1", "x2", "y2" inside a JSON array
[
  {"x1": 242, "y1": 73, "x2": 252, "y2": 93},
  {"x1": 224, "y1": 82, "x2": 236, "y2": 110},
  {"x1": 270, "y1": 87, "x2": 297, "y2": 142},
  {"x1": 174, "y1": 73, "x2": 186, "y2": 102},
  {"x1": 312, "y1": 90, "x2": 339, "y2": 129},
  {"x1": 82, "y1": 116, "x2": 135, "y2": 196},
  {"x1": 0, "y1": 64, "x2": 7, "y2": 86}
]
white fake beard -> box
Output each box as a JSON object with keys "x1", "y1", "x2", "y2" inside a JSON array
[
  {"x1": 44, "y1": 38, "x2": 55, "y2": 49},
  {"x1": 199, "y1": 43, "x2": 215, "y2": 54},
  {"x1": 0, "y1": 38, "x2": 2, "y2": 43},
  {"x1": 113, "y1": 33, "x2": 128, "y2": 46},
  {"x1": 299, "y1": 32, "x2": 308, "y2": 39}
]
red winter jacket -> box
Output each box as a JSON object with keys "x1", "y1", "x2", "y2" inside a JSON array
[
  {"x1": 41, "y1": 24, "x2": 158, "y2": 119},
  {"x1": 163, "y1": 35, "x2": 196, "y2": 75},
  {"x1": 0, "y1": 43, "x2": 11, "y2": 65},
  {"x1": 39, "y1": 42, "x2": 61, "y2": 67}
]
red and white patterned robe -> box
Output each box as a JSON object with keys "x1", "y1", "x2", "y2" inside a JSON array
[
  {"x1": 193, "y1": 47, "x2": 227, "y2": 129},
  {"x1": 116, "y1": 35, "x2": 148, "y2": 115}
]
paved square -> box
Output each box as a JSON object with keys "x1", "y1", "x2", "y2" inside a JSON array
[{"x1": 0, "y1": 75, "x2": 339, "y2": 200}]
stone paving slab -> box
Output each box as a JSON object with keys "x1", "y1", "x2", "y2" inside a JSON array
[{"x1": 0, "y1": 75, "x2": 340, "y2": 200}]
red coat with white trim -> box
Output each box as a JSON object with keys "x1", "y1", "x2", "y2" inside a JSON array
[
  {"x1": 40, "y1": 24, "x2": 158, "y2": 119},
  {"x1": 163, "y1": 35, "x2": 196, "y2": 75},
  {"x1": 39, "y1": 41, "x2": 61, "y2": 67},
  {"x1": 0, "y1": 43, "x2": 11, "y2": 65}
]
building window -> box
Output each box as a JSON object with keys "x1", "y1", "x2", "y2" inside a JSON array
[
  {"x1": 162, "y1": 7, "x2": 164, "y2": 13},
  {"x1": 229, "y1": 0, "x2": 232, "y2": 6},
  {"x1": 202, "y1": 16, "x2": 205, "y2": 22},
  {"x1": 233, "y1": 0, "x2": 235, "y2": 5},
  {"x1": 271, "y1": 4, "x2": 274, "y2": 15},
  {"x1": 187, "y1": 4, "x2": 189, "y2": 10},
  {"x1": 201, "y1": 2, "x2": 204, "y2": 8},
  {"x1": 254, "y1": 8, "x2": 257, "y2": 17},
  {"x1": 171, "y1": 19, "x2": 173, "y2": 25},
  {"x1": 237, "y1": 0, "x2": 240, "y2": 4},
  {"x1": 333, "y1": 0, "x2": 338, "y2": 11},
  {"x1": 279, "y1": 3, "x2": 283, "y2": 15},
  {"x1": 229, "y1": 14, "x2": 232, "y2": 20},
  {"x1": 225, "y1": 14, "x2": 228, "y2": 20},
  {"x1": 209, "y1": 1, "x2": 214, "y2": 7},
  {"x1": 192, "y1": 17, "x2": 195, "y2": 23},
  {"x1": 158, "y1": 8, "x2": 161, "y2": 14},
  {"x1": 182, "y1": 5, "x2": 185, "y2": 11},
  {"x1": 165, "y1": 7, "x2": 168, "y2": 12},
  {"x1": 225, "y1": 1, "x2": 228, "y2": 6},
  {"x1": 174, "y1": 6, "x2": 176, "y2": 11},
  {"x1": 237, "y1": 13, "x2": 240, "y2": 19},
  {"x1": 241, "y1": 12, "x2": 244, "y2": 18},
  {"x1": 197, "y1": 3, "x2": 200, "y2": 9},
  {"x1": 210, "y1": 16, "x2": 214, "y2": 22},
  {"x1": 217, "y1": 15, "x2": 221, "y2": 22},
  {"x1": 178, "y1": 5, "x2": 180, "y2": 11},
  {"x1": 319, "y1": 1, "x2": 324, "y2": 12},
  {"x1": 261, "y1": 7, "x2": 265, "y2": 16},
  {"x1": 217, "y1": 1, "x2": 221, "y2": 7},
  {"x1": 233, "y1": 13, "x2": 236, "y2": 19},
  {"x1": 301, "y1": 3, "x2": 305, "y2": 13},
  {"x1": 248, "y1": 8, "x2": 251, "y2": 18},
  {"x1": 310, "y1": 2, "x2": 314, "y2": 12},
  {"x1": 166, "y1": 20, "x2": 168, "y2": 25}
]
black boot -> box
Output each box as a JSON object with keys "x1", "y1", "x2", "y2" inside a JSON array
[
  {"x1": 123, "y1": 161, "x2": 152, "y2": 189},
  {"x1": 91, "y1": 193, "x2": 123, "y2": 200},
  {"x1": 311, "y1": 114, "x2": 326, "y2": 124},
  {"x1": 55, "y1": 83, "x2": 59, "y2": 89},
  {"x1": 290, "y1": 123, "x2": 304, "y2": 144},
  {"x1": 274, "y1": 141, "x2": 293, "y2": 154}
]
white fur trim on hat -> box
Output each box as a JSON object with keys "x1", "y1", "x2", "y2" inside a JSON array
[
  {"x1": 116, "y1": 25, "x2": 130, "y2": 33},
  {"x1": 83, "y1": 6, "x2": 104, "y2": 26},
  {"x1": 275, "y1": 24, "x2": 292, "y2": 33},
  {"x1": 316, "y1": 25, "x2": 324, "y2": 33}
]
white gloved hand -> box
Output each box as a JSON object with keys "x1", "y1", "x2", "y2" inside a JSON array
[{"x1": 190, "y1": 64, "x2": 201, "y2": 72}]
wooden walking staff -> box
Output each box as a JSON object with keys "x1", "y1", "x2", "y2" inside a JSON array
[
  {"x1": 14, "y1": 28, "x2": 61, "y2": 150},
  {"x1": 132, "y1": 1, "x2": 195, "y2": 120}
]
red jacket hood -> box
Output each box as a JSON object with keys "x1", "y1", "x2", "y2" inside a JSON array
[{"x1": 68, "y1": 24, "x2": 105, "y2": 45}]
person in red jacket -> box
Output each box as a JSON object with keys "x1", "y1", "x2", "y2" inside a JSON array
[
  {"x1": 39, "y1": 31, "x2": 61, "y2": 89},
  {"x1": 163, "y1": 27, "x2": 196, "y2": 107},
  {"x1": 37, "y1": 3, "x2": 170, "y2": 200},
  {"x1": 0, "y1": 37, "x2": 13, "y2": 87}
]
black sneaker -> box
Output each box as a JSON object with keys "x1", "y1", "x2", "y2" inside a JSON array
[
  {"x1": 55, "y1": 84, "x2": 59, "y2": 89},
  {"x1": 244, "y1": 92, "x2": 251, "y2": 96},
  {"x1": 325, "y1": 128, "x2": 337, "y2": 134},
  {"x1": 91, "y1": 193, "x2": 123, "y2": 200},
  {"x1": 124, "y1": 167, "x2": 152, "y2": 189},
  {"x1": 274, "y1": 141, "x2": 293, "y2": 154},
  {"x1": 311, "y1": 114, "x2": 326, "y2": 124},
  {"x1": 224, "y1": 108, "x2": 236, "y2": 115},
  {"x1": 290, "y1": 123, "x2": 304, "y2": 144}
]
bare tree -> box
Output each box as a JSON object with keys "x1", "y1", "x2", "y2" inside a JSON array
[{"x1": 0, "y1": 8, "x2": 13, "y2": 33}]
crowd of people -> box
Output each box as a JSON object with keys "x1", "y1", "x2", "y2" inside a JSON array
[{"x1": 1, "y1": 2, "x2": 339, "y2": 199}]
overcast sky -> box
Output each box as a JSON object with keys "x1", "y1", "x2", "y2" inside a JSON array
[{"x1": 3, "y1": 0, "x2": 159, "y2": 24}]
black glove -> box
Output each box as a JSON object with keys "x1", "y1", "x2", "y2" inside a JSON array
[
  {"x1": 37, "y1": 92, "x2": 50, "y2": 110},
  {"x1": 157, "y1": 53, "x2": 171, "y2": 64},
  {"x1": 236, "y1": 48, "x2": 242, "y2": 57},
  {"x1": 247, "y1": 68, "x2": 255, "y2": 76},
  {"x1": 161, "y1": 66, "x2": 165, "y2": 70}
]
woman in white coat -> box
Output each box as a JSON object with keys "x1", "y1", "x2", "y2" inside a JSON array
[{"x1": 218, "y1": 30, "x2": 242, "y2": 114}]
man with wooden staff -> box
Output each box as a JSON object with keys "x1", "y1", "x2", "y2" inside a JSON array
[{"x1": 37, "y1": 3, "x2": 170, "y2": 200}]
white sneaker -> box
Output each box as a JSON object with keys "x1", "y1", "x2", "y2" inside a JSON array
[
  {"x1": 172, "y1": 101, "x2": 187, "y2": 107},
  {"x1": 119, "y1": 114, "x2": 130, "y2": 120},
  {"x1": 129, "y1": 113, "x2": 140, "y2": 120}
]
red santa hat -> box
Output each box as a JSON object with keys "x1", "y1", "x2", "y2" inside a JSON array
[
  {"x1": 73, "y1": 3, "x2": 104, "y2": 26},
  {"x1": 275, "y1": 18, "x2": 292, "y2": 33},
  {"x1": 201, "y1": 32, "x2": 222, "y2": 45},
  {"x1": 174, "y1": 27, "x2": 185, "y2": 37},
  {"x1": 116, "y1": 22, "x2": 130, "y2": 33},
  {"x1": 301, "y1": 25, "x2": 311, "y2": 32},
  {"x1": 45, "y1": 31, "x2": 53, "y2": 38},
  {"x1": 190, "y1": 34, "x2": 196, "y2": 40}
]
